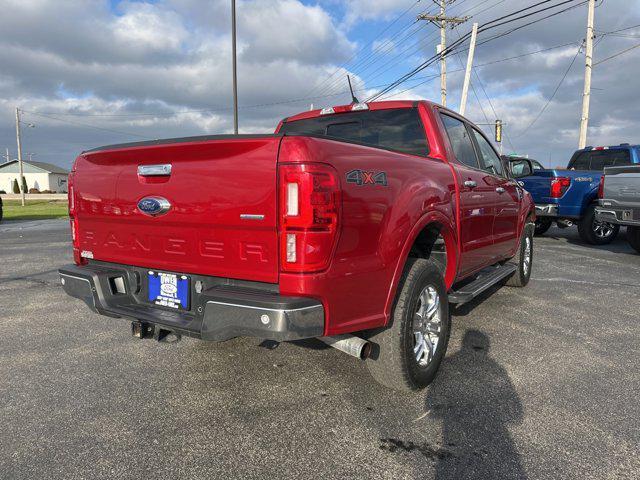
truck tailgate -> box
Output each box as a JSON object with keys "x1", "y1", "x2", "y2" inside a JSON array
[
  {"x1": 73, "y1": 135, "x2": 282, "y2": 283},
  {"x1": 603, "y1": 165, "x2": 640, "y2": 210}
]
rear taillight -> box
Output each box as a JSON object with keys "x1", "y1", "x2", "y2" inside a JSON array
[
  {"x1": 598, "y1": 176, "x2": 605, "y2": 198},
  {"x1": 68, "y1": 172, "x2": 75, "y2": 216},
  {"x1": 278, "y1": 163, "x2": 340, "y2": 273},
  {"x1": 67, "y1": 171, "x2": 86, "y2": 265},
  {"x1": 550, "y1": 176, "x2": 571, "y2": 198}
]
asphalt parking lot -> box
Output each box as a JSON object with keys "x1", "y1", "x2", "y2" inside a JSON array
[{"x1": 1, "y1": 219, "x2": 639, "y2": 480}]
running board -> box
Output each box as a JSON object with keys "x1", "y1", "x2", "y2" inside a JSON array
[{"x1": 448, "y1": 263, "x2": 517, "y2": 305}]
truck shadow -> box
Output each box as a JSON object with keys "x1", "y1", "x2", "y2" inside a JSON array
[
  {"x1": 542, "y1": 227, "x2": 636, "y2": 254},
  {"x1": 420, "y1": 329, "x2": 526, "y2": 479}
]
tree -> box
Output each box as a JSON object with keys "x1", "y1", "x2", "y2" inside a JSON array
[
  {"x1": 12, "y1": 178, "x2": 19, "y2": 194},
  {"x1": 21, "y1": 176, "x2": 27, "y2": 193}
]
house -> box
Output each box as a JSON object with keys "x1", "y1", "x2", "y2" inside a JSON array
[{"x1": 0, "y1": 160, "x2": 69, "y2": 193}]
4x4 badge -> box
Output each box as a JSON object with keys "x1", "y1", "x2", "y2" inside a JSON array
[{"x1": 346, "y1": 169, "x2": 388, "y2": 186}]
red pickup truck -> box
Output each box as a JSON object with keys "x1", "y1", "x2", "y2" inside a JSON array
[{"x1": 59, "y1": 100, "x2": 534, "y2": 392}]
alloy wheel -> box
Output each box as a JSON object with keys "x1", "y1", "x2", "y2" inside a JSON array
[
  {"x1": 412, "y1": 285, "x2": 442, "y2": 367},
  {"x1": 523, "y1": 236, "x2": 532, "y2": 276},
  {"x1": 592, "y1": 219, "x2": 615, "y2": 239}
]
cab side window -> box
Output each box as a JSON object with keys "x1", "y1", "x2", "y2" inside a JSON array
[
  {"x1": 440, "y1": 114, "x2": 479, "y2": 169},
  {"x1": 470, "y1": 128, "x2": 504, "y2": 177}
]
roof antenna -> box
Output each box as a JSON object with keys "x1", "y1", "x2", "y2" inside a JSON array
[{"x1": 347, "y1": 75, "x2": 359, "y2": 104}]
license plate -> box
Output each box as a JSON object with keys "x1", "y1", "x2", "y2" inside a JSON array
[{"x1": 147, "y1": 271, "x2": 190, "y2": 310}]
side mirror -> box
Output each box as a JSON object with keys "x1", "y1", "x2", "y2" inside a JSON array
[{"x1": 509, "y1": 159, "x2": 533, "y2": 178}]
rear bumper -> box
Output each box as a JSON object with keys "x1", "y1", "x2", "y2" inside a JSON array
[
  {"x1": 595, "y1": 207, "x2": 640, "y2": 226},
  {"x1": 535, "y1": 203, "x2": 558, "y2": 217},
  {"x1": 58, "y1": 263, "x2": 324, "y2": 342}
]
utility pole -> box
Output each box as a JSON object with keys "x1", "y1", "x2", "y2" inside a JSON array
[
  {"x1": 578, "y1": 0, "x2": 595, "y2": 149},
  {"x1": 418, "y1": 1, "x2": 468, "y2": 107},
  {"x1": 231, "y1": 0, "x2": 239, "y2": 134},
  {"x1": 459, "y1": 22, "x2": 478, "y2": 116},
  {"x1": 4, "y1": 148, "x2": 9, "y2": 163},
  {"x1": 15, "y1": 108, "x2": 26, "y2": 206}
]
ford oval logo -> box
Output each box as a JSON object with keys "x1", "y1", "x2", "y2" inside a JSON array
[{"x1": 137, "y1": 196, "x2": 171, "y2": 217}]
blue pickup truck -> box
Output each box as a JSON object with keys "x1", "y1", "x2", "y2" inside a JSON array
[{"x1": 506, "y1": 144, "x2": 640, "y2": 244}]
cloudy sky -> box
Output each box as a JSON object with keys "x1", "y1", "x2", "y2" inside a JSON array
[{"x1": 0, "y1": 0, "x2": 639, "y2": 170}]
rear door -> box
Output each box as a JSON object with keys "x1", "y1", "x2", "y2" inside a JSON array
[
  {"x1": 468, "y1": 126, "x2": 520, "y2": 258},
  {"x1": 440, "y1": 113, "x2": 495, "y2": 276}
]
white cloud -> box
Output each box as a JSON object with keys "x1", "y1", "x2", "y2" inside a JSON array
[
  {"x1": 112, "y1": 3, "x2": 188, "y2": 54},
  {"x1": 240, "y1": 0, "x2": 354, "y2": 64},
  {"x1": 342, "y1": 0, "x2": 411, "y2": 26},
  {"x1": 1, "y1": 0, "x2": 640, "y2": 170},
  {"x1": 372, "y1": 38, "x2": 396, "y2": 54},
  {"x1": 0, "y1": 0, "x2": 358, "y2": 167}
]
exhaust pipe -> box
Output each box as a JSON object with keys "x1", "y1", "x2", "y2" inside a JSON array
[
  {"x1": 556, "y1": 219, "x2": 573, "y2": 228},
  {"x1": 318, "y1": 334, "x2": 371, "y2": 360}
]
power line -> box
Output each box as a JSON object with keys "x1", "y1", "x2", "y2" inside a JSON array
[
  {"x1": 593, "y1": 41, "x2": 640, "y2": 66},
  {"x1": 351, "y1": 29, "x2": 436, "y2": 87},
  {"x1": 378, "y1": 39, "x2": 579, "y2": 101},
  {"x1": 474, "y1": 0, "x2": 587, "y2": 48},
  {"x1": 450, "y1": 38, "x2": 492, "y2": 126},
  {"x1": 354, "y1": 0, "x2": 508, "y2": 99},
  {"x1": 317, "y1": 0, "x2": 509, "y2": 101},
  {"x1": 513, "y1": 45, "x2": 582, "y2": 138},
  {"x1": 22, "y1": 111, "x2": 149, "y2": 139},
  {"x1": 451, "y1": 27, "x2": 516, "y2": 151},
  {"x1": 26, "y1": 40, "x2": 580, "y2": 123},
  {"x1": 316, "y1": 20, "x2": 429, "y2": 98},
  {"x1": 417, "y1": 0, "x2": 470, "y2": 107},
  {"x1": 367, "y1": 0, "x2": 585, "y2": 101},
  {"x1": 305, "y1": 0, "x2": 423, "y2": 98}
]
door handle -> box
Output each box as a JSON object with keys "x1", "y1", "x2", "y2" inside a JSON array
[
  {"x1": 496, "y1": 187, "x2": 506, "y2": 194},
  {"x1": 138, "y1": 164, "x2": 172, "y2": 176},
  {"x1": 464, "y1": 180, "x2": 477, "y2": 188}
]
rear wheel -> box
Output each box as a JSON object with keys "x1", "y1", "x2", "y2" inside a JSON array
[
  {"x1": 628, "y1": 226, "x2": 640, "y2": 253},
  {"x1": 578, "y1": 205, "x2": 619, "y2": 245},
  {"x1": 534, "y1": 218, "x2": 552, "y2": 236},
  {"x1": 506, "y1": 222, "x2": 533, "y2": 287},
  {"x1": 366, "y1": 258, "x2": 451, "y2": 392}
]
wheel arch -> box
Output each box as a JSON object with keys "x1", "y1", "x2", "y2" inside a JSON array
[{"x1": 383, "y1": 211, "x2": 458, "y2": 325}]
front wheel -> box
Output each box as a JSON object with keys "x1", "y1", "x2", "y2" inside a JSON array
[
  {"x1": 578, "y1": 205, "x2": 619, "y2": 245},
  {"x1": 628, "y1": 226, "x2": 640, "y2": 253},
  {"x1": 506, "y1": 222, "x2": 534, "y2": 287},
  {"x1": 366, "y1": 258, "x2": 451, "y2": 392}
]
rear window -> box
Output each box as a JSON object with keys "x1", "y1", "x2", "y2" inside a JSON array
[
  {"x1": 531, "y1": 160, "x2": 545, "y2": 170},
  {"x1": 280, "y1": 108, "x2": 429, "y2": 157},
  {"x1": 568, "y1": 149, "x2": 632, "y2": 170}
]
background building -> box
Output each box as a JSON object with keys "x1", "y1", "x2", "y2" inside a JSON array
[{"x1": 0, "y1": 160, "x2": 69, "y2": 193}]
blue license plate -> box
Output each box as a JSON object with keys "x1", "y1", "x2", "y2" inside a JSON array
[{"x1": 147, "y1": 271, "x2": 190, "y2": 310}]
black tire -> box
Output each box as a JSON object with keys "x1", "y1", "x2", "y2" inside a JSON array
[
  {"x1": 577, "y1": 205, "x2": 619, "y2": 245},
  {"x1": 534, "y1": 218, "x2": 552, "y2": 236},
  {"x1": 628, "y1": 226, "x2": 640, "y2": 253},
  {"x1": 506, "y1": 222, "x2": 533, "y2": 287},
  {"x1": 366, "y1": 258, "x2": 451, "y2": 392}
]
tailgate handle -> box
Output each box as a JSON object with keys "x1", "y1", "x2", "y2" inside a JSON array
[{"x1": 138, "y1": 164, "x2": 172, "y2": 177}]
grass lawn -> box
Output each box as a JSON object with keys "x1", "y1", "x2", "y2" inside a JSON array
[{"x1": 2, "y1": 199, "x2": 69, "y2": 221}]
